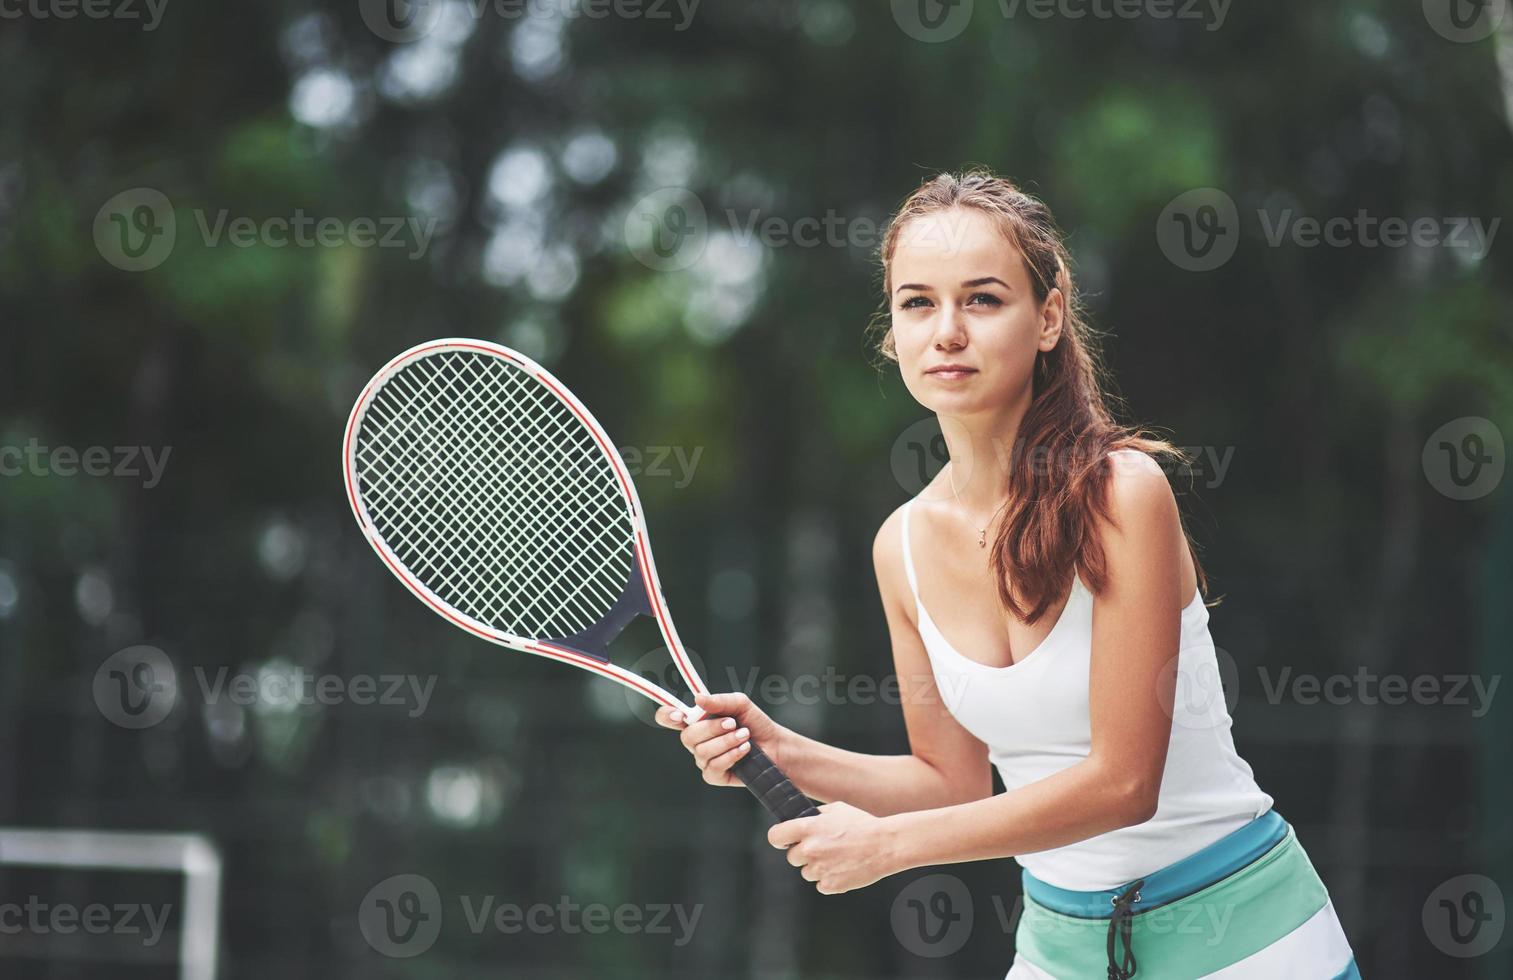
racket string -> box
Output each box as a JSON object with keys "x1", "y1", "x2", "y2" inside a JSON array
[
  {"x1": 423, "y1": 357, "x2": 631, "y2": 628},
  {"x1": 365, "y1": 358, "x2": 595, "y2": 624},
  {"x1": 363, "y1": 365, "x2": 622, "y2": 636},
  {"x1": 354, "y1": 350, "x2": 635, "y2": 639}
]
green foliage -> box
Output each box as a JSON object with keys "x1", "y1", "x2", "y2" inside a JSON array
[{"x1": 2, "y1": 2, "x2": 1510, "y2": 977}]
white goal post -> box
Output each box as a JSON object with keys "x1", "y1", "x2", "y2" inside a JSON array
[{"x1": 0, "y1": 828, "x2": 221, "y2": 980}]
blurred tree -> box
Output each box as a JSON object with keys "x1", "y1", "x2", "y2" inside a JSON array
[{"x1": 1, "y1": 1, "x2": 1509, "y2": 977}]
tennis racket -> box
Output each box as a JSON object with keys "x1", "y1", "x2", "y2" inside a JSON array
[{"x1": 343, "y1": 338, "x2": 819, "y2": 823}]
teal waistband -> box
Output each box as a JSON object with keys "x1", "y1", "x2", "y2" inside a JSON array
[{"x1": 1022, "y1": 809, "x2": 1288, "y2": 918}]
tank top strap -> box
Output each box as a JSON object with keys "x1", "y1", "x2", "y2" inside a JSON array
[{"x1": 900, "y1": 498, "x2": 922, "y2": 601}]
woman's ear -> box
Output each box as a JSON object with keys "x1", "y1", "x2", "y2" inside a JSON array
[{"x1": 1038, "y1": 287, "x2": 1066, "y2": 352}]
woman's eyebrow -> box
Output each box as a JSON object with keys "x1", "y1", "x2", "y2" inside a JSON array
[{"x1": 894, "y1": 276, "x2": 1011, "y2": 294}]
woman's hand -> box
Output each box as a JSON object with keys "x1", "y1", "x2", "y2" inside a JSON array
[
  {"x1": 654, "y1": 692, "x2": 792, "y2": 789},
  {"x1": 767, "y1": 802, "x2": 900, "y2": 894}
]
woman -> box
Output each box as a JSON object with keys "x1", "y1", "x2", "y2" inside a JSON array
[{"x1": 656, "y1": 171, "x2": 1359, "y2": 978}]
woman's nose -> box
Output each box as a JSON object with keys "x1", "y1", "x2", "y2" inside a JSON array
[{"x1": 932, "y1": 309, "x2": 966, "y2": 348}]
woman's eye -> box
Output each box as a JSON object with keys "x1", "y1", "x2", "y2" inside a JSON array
[
  {"x1": 968, "y1": 292, "x2": 1002, "y2": 307},
  {"x1": 900, "y1": 296, "x2": 930, "y2": 310}
]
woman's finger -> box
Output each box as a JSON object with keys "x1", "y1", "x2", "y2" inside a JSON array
[
  {"x1": 700, "y1": 738, "x2": 752, "y2": 782},
  {"x1": 679, "y1": 715, "x2": 738, "y2": 752},
  {"x1": 694, "y1": 727, "x2": 749, "y2": 763}
]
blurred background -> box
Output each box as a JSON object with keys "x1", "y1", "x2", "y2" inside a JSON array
[{"x1": 2, "y1": 1, "x2": 1511, "y2": 977}]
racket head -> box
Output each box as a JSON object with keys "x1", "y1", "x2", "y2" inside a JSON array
[{"x1": 342, "y1": 338, "x2": 707, "y2": 717}]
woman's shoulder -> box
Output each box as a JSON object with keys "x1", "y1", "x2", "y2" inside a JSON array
[
  {"x1": 1101, "y1": 447, "x2": 1172, "y2": 502},
  {"x1": 872, "y1": 485, "x2": 945, "y2": 558},
  {"x1": 1094, "y1": 447, "x2": 1183, "y2": 544},
  {"x1": 872, "y1": 499, "x2": 909, "y2": 566},
  {"x1": 872, "y1": 498, "x2": 927, "y2": 618}
]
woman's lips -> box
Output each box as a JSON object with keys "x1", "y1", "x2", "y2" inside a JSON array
[{"x1": 925, "y1": 367, "x2": 977, "y2": 381}]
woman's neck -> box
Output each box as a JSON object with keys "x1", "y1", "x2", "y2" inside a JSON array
[{"x1": 936, "y1": 406, "x2": 1024, "y2": 515}]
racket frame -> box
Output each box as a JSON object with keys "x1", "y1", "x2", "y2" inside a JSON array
[{"x1": 342, "y1": 338, "x2": 711, "y2": 722}]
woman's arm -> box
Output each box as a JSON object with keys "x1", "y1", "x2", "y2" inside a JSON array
[
  {"x1": 773, "y1": 453, "x2": 1186, "y2": 893},
  {"x1": 656, "y1": 506, "x2": 993, "y2": 816}
]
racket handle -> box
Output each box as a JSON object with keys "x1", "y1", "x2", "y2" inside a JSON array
[{"x1": 731, "y1": 742, "x2": 821, "y2": 822}]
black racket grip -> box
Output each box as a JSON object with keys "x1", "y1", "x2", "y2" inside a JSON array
[{"x1": 731, "y1": 741, "x2": 821, "y2": 822}]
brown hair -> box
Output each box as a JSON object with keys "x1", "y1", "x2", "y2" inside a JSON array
[{"x1": 877, "y1": 170, "x2": 1207, "y2": 623}]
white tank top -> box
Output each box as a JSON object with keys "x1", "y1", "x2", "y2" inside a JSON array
[{"x1": 901, "y1": 498, "x2": 1274, "y2": 891}]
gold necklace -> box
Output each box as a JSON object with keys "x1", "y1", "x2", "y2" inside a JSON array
[{"x1": 947, "y1": 461, "x2": 1000, "y2": 548}]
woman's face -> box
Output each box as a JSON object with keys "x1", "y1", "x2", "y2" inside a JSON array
[{"x1": 889, "y1": 207, "x2": 1062, "y2": 418}]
